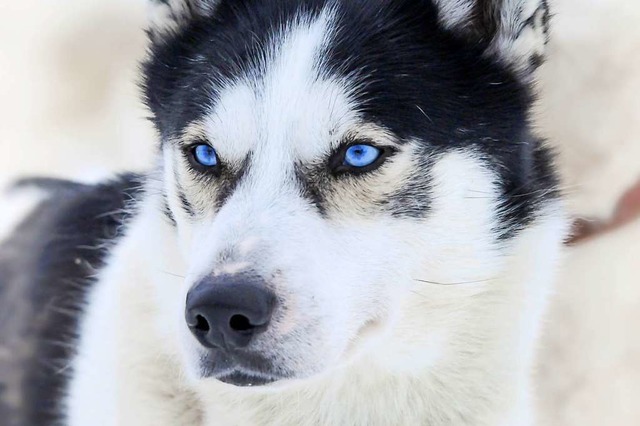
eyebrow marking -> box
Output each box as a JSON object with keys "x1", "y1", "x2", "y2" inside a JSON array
[{"x1": 179, "y1": 121, "x2": 210, "y2": 145}]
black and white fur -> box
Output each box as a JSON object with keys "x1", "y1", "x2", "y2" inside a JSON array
[{"x1": 0, "y1": 0, "x2": 566, "y2": 424}]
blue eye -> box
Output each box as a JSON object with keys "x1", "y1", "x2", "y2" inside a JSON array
[
  {"x1": 192, "y1": 144, "x2": 218, "y2": 167},
  {"x1": 344, "y1": 144, "x2": 381, "y2": 168}
]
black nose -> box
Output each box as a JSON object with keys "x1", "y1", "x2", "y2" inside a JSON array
[{"x1": 185, "y1": 274, "x2": 276, "y2": 350}]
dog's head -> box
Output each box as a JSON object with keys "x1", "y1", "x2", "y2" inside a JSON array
[{"x1": 142, "y1": 0, "x2": 557, "y2": 387}]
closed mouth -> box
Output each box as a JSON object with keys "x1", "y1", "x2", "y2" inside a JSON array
[
  {"x1": 199, "y1": 350, "x2": 284, "y2": 387},
  {"x1": 216, "y1": 370, "x2": 280, "y2": 387}
]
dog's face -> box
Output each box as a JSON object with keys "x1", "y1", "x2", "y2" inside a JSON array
[{"x1": 143, "y1": 0, "x2": 555, "y2": 387}]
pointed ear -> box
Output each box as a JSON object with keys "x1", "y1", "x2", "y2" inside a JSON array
[
  {"x1": 433, "y1": 0, "x2": 550, "y2": 78},
  {"x1": 147, "y1": 0, "x2": 220, "y2": 39}
]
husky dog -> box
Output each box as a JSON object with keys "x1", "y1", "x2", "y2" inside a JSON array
[{"x1": 0, "y1": 0, "x2": 567, "y2": 424}]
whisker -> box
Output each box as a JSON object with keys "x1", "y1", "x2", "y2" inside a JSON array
[
  {"x1": 416, "y1": 105, "x2": 434, "y2": 123},
  {"x1": 413, "y1": 277, "x2": 493, "y2": 286},
  {"x1": 160, "y1": 270, "x2": 186, "y2": 279},
  {"x1": 463, "y1": 184, "x2": 581, "y2": 201}
]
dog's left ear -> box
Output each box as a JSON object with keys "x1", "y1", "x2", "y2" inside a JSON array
[
  {"x1": 147, "y1": 0, "x2": 220, "y2": 39},
  {"x1": 433, "y1": 0, "x2": 550, "y2": 78}
]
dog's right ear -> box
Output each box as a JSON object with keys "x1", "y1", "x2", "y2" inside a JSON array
[
  {"x1": 432, "y1": 0, "x2": 551, "y2": 79},
  {"x1": 147, "y1": 0, "x2": 220, "y2": 40}
]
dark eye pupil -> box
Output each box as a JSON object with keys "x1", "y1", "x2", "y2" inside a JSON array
[
  {"x1": 194, "y1": 144, "x2": 218, "y2": 167},
  {"x1": 343, "y1": 144, "x2": 381, "y2": 169}
]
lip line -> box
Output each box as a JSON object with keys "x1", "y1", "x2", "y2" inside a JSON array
[
  {"x1": 198, "y1": 359, "x2": 284, "y2": 383},
  {"x1": 215, "y1": 369, "x2": 283, "y2": 387}
]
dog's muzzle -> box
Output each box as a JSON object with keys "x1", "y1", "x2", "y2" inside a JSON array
[{"x1": 185, "y1": 273, "x2": 279, "y2": 386}]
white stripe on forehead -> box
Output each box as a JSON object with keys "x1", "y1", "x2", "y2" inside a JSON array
[{"x1": 202, "y1": 7, "x2": 359, "y2": 166}]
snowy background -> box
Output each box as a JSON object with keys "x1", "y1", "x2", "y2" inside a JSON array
[{"x1": 1, "y1": 1, "x2": 639, "y2": 424}]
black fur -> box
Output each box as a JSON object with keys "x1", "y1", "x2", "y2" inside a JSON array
[
  {"x1": 1, "y1": 1, "x2": 559, "y2": 423},
  {"x1": 143, "y1": 0, "x2": 558, "y2": 233},
  {"x1": 0, "y1": 175, "x2": 142, "y2": 426}
]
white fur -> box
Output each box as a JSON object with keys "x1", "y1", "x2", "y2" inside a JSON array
[
  {"x1": 3, "y1": 0, "x2": 637, "y2": 424},
  {"x1": 65, "y1": 5, "x2": 568, "y2": 426},
  {"x1": 434, "y1": 0, "x2": 548, "y2": 75},
  {"x1": 66, "y1": 152, "x2": 567, "y2": 425},
  {"x1": 197, "y1": 9, "x2": 363, "y2": 165},
  {"x1": 432, "y1": 0, "x2": 476, "y2": 30},
  {"x1": 489, "y1": 0, "x2": 548, "y2": 74}
]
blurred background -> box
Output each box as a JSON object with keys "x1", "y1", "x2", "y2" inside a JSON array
[{"x1": 0, "y1": 0, "x2": 639, "y2": 424}]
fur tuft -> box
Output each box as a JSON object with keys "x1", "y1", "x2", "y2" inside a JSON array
[
  {"x1": 147, "y1": 0, "x2": 220, "y2": 39},
  {"x1": 433, "y1": 0, "x2": 550, "y2": 76}
]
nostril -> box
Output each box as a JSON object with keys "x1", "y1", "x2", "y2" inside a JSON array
[
  {"x1": 229, "y1": 314, "x2": 253, "y2": 332},
  {"x1": 186, "y1": 276, "x2": 277, "y2": 349},
  {"x1": 194, "y1": 314, "x2": 211, "y2": 332}
]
